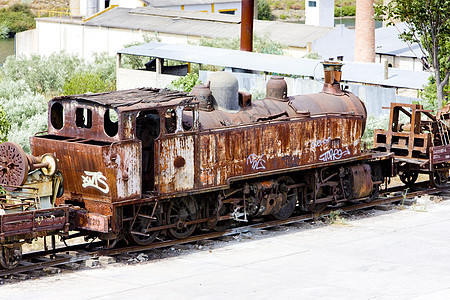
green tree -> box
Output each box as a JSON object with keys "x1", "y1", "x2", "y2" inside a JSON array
[
  {"x1": 376, "y1": 1, "x2": 450, "y2": 108},
  {"x1": 194, "y1": 33, "x2": 286, "y2": 55},
  {"x1": 258, "y1": 0, "x2": 273, "y2": 20},
  {"x1": 168, "y1": 73, "x2": 200, "y2": 92}
]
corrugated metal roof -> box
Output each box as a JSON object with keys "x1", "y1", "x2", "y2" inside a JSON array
[
  {"x1": 375, "y1": 23, "x2": 425, "y2": 58},
  {"x1": 147, "y1": 0, "x2": 240, "y2": 6},
  {"x1": 83, "y1": 7, "x2": 334, "y2": 48},
  {"x1": 118, "y1": 42, "x2": 431, "y2": 90}
]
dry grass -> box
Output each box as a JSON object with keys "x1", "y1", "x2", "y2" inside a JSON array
[{"x1": 0, "y1": 0, "x2": 69, "y2": 12}]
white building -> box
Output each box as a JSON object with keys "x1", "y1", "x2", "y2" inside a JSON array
[
  {"x1": 70, "y1": 0, "x2": 146, "y2": 17},
  {"x1": 17, "y1": 7, "x2": 341, "y2": 59},
  {"x1": 146, "y1": 0, "x2": 242, "y2": 16},
  {"x1": 305, "y1": 0, "x2": 335, "y2": 28},
  {"x1": 70, "y1": 0, "x2": 242, "y2": 18}
]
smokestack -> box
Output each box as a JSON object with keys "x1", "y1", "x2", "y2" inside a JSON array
[
  {"x1": 240, "y1": 0, "x2": 254, "y2": 52},
  {"x1": 354, "y1": 0, "x2": 375, "y2": 62},
  {"x1": 321, "y1": 61, "x2": 344, "y2": 96}
]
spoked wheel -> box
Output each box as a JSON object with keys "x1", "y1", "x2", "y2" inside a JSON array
[
  {"x1": 430, "y1": 169, "x2": 449, "y2": 188},
  {"x1": 0, "y1": 142, "x2": 29, "y2": 191},
  {"x1": 166, "y1": 196, "x2": 199, "y2": 239},
  {"x1": 128, "y1": 204, "x2": 161, "y2": 246},
  {"x1": 271, "y1": 176, "x2": 298, "y2": 220},
  {"x1": 0, "y1": 245, "x2": 22, "y2": 269},
  {"x1": 399, "y1": 171, "x2": 418, "y2": 186}
]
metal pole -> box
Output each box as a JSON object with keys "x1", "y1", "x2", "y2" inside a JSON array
[{"x1": 240, "y1": 0, "x2": 254, "y2": 52}]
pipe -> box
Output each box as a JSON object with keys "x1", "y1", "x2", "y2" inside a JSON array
[{"x1": 240, "y1": 0, "x2": 254, "y2": 52}]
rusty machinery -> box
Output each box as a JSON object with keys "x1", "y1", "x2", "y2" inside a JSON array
[
  {"x1": 373, "y1": 103, "x2": 450, "y2": 187},
  {"x1": 21, "y1": 61, "x2": 392, "y2": 249},
  {"x1": 0, "y1": 142, "x2": 69, "y2": 269},
  {"x1": 0, "y1": 61, "x2": 414, "y2": 268}
]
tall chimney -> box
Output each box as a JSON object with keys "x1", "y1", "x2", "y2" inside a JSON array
[
  {"x1": 240, "y1": 0, "x2": 254, "y2": 52},
  {"x1": 354, "y1": 0, "x2": 375, "y2": 62}
]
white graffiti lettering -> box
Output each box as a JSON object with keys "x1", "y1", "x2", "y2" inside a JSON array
[
  {"x1": 318, "y1": 147, "x2": 350, "y2": 162},
  {"x1": 82, "y1": 171, "x2": 110, "y2": 194},
  {"x1": 247, "y1": 154, "x2": 266, "y2": 170},
  {"x1": 311, "y1": 137, "x2": 331, "y2": 151}
]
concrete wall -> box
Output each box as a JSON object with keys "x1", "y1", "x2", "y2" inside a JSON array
[
  {"x1": 117, "y1": 68, "x2": 179, "y2": 90},
  {"x1": 15, "y1": 29, "x2": 38, "y2": 57}
]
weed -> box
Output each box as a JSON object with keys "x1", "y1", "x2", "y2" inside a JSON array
[{"x1": 329, "y1": 210, "x2": 348, "y2": 225}]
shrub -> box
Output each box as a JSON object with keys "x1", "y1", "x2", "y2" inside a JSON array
[
  {"x1": 0, "y1": 22, "x2": 9, "y2": 39},
  {"x1": 258, "y1": 0, "x2": 273, "y2": 21},
  {"x1": 0, "y1": 4, "x2": 35, "y2": 36},
  {"x1": 168, "y1": 73, "x2": 200, "y2": 92},
  {"x1": 280, "y1": 14, "x2": 287, "y2": 20},
  {"x1": 1, "y1": 53, "x2": 84, "y2": 95},
  {"x1": 334, "y1": 5, "x2": 356, "y2": 17},
  {"x1": 194, "y1": 33, "x2": 286, "y2": 56},
  {"x1": 63, "y1": 71, "x2": 115, "y2": 95},
  {"x1": 0, "y1": 79, "x2": 47, "y2": 152}
]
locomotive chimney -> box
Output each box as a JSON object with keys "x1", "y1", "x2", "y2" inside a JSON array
[
  {"x1": 321, "y1": 61, "x2": 344, "y2": 96},
  {"x1": 240, "y1": 0, "x2": 254, "y2": 52}
]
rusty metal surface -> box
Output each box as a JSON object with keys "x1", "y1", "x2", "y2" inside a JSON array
[
  {"x1": 74, "y1": 210, "x2": 109, "y2": 233},
  {"x1": 266, "y1": 76, "x2": 287, "y2": 101},
  {"x1": 349, "y1": 164, "x2": 373, "y2": 198},
  {"x1": 48, "y1": 88, "x2": 194, "y2": 142},
  {"x1": 0, "y1": 142, "x2": 29, "y2": 189},
  {"x1": 431, "y1": 145, "x2": 450, "y2": 164},
  {"x1": 240, "y1": 0, "x2": 254, "y2": 52},
  {"x1": 156, "y1": 114, "x2": 362, "y2": 192},
  {"x1": 373, "y1": 103, "x2": 437, "y2": 160},
  {"x1": 30, "y1": 137, "x2": 141, "y2": 214},
  {"x1": 0, "y1": 207, "x2": 69, "y2": 239}
]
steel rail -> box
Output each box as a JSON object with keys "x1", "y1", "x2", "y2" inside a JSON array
[{"x1": 1, "y1": 184, "x2": 447, "y2": 278}]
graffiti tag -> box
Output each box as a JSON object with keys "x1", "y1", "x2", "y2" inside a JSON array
[
  {"x1": 247, "y1": 154, "x2": 266, "y2": 170},
  {"x1": 82, "y1": 171, "x2": 110, "y2": 194},
  {"x1": 318, "y1": 147, "x2": 350, "y2": 162},
  {"x1": 311, "y1": 137, "x2": 331, "y2": 151}
]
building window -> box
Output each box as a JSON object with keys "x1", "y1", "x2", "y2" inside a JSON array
[
  {"x1": 219, "y1": 9, "x2": 237, "y2": 15},
  {"x1": 308, "y1": 1, "x2": 317, "y2": 7}
]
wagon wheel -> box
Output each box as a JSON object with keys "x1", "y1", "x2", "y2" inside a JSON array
[
  {"x1": 0, "y1": 142, "x2": 29, "y2": 191},
  {"x1": 128, "y1": 204, "x2": 161, "y2": 246},
  {"x1": 166, "y1": 196, "x2": 199, "y2": 239},
  {"x1": 0, "y1": 245, "x2": 22, "y2": 269},
  {"x1": 399, "y1": 171, "x2": 418, "y2": 186},
  {"x1": 271, "y1": 176, "x2": 298, "y2": 220},
  {"x1": 430, "y1": 169, "x2": 449, "y2": 188}
]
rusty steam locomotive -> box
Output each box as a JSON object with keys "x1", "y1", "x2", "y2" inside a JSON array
[{"x1": 0, "y1": 61, "x2": 448, "y2": 268}]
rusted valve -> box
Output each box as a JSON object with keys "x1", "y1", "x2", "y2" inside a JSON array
[{"x1": 0, "y1": 142, "x2": 57, "y2": 190}]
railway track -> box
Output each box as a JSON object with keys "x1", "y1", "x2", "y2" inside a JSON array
[{"x1": 0, "y1": 183, "x2": 447, "y2": 281}]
